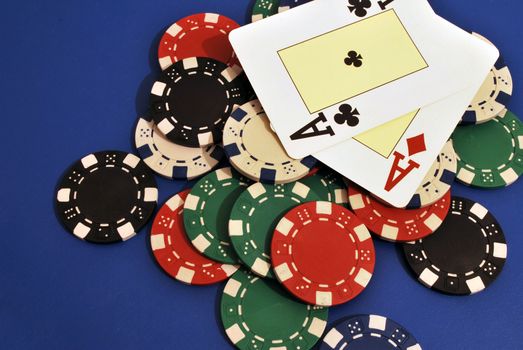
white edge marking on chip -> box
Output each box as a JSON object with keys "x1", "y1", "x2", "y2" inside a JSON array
[
  {"x1": 316, "y1": 201, "x2": 332, "y2": 214},
  {"x1": 457, "y1": 168, "x2": 475, "y2": 184},
  {"x1": 424, "y1": 213, "x2": 443, "y2": 231},
  {"x1": 205, "y1": 12, "x2": 219, "y2": 24},
  {"x1": 117, "y1": 222, "x2": 136, "y2": 240},
  {"x1": 193, "y1": 234, "x2": 211, "y2": 252},
  {"x1": 381, "y1": 224, "x2": 399, "y2": 240},
  {"x1": 308, "y1": 317, "x2": 327, "y2": 338},
  {"x1": 292, "y1": 182, "x2": 310, "y2": 198},
  {"x1": 500, "y1": 168, "x2": 518, "y2": 185},
  {"x1": 183, "y1": 57, "x2": 198, "y2": 70},
  {"x1": 150, "y1": 234, "x2": 166, "y2": 250},
  {"x1": 251, "y1": 14, "x2": 263, "y2": 22},
  {"x1": 165, "y1": 22, "x2": 182, "y2": 37},
  {"x1": 216, "y1": 167, "x2": 233, "y2": 181},
  {"x1": 197, "y1": 132, "x2": 214, "y2": 146},
  {"x1": 493, "y1": 242, "x2": 507, "y2": 259},
  {"x1": 349, "y1": 194, "x2": 365, "y2": 210},
  {"x1": 224, "y1": 278, "x2": 241, "y2": 297},
  {"x1": 323, "y1": 328, "x2": 343, "y2": 348},
  {"x1": 334, "y1": 188, "x2": 348, "y2": 204},
  {"x1": 354, "y1": 224, "x2": 371, "y2": 242},
  {"x1": 228, "y1": 220, "x2": 244, "y2": 236},
  {"x1": 275, "y1": 217, "x2": 294, "y2": 236},
  {"x1": 158, "y1": 56, "x2": 173, "y2": 71},
  {"x1": 225, "y1": 324, "x2": 245, "y2": 344},
  {"x1": 315, "y1": 291, "x2": 332, "y2": 306},
  {"x1": 369, "y1": 314, "x2": 387, "y2": 331},
  {"x1": 166, "y1": 194, "x2": 184, "y2": 211},
  {"x1": 151, "y1": 81, "x2": 167, "y2": 97},
  {"x1": 354, "y1": 268, "x2": 372, "y2": 288},
  {"x1": 221, "y1": 264, "x2": 238, "y2": 277},
  {"x1": 184, "y1": 194, "x2": 200, "y2": 211},
  {"x1": 57, "y1": 188, "x2": 71, "y2": 202},
  {"x1": 81, "y1": 153, "x2": 98, "y2": 169},
  {"x1": 274, "y1": 263, "x2": 293, "y2": 282},
  {"x1": 248, "y1": 182, "x2": 266, "y2": 198},
  {"x1": 123, "y1": 153, "x2": 140, "y2": 168},
  {"x1": 466, "y1": 276, "x2": 486, "y2": 294},
  {"x1": 221, "y1": 66, "x2": 240, "y2": 82},
  {"x1": 73, "y1": 222, "x2": 90, "y2": 239},
  {"x1": 144, "y1": 188, "x2": 158, "y2": 202},
  {"x1": 470, "y1": 203, "x2": 488, "y2": 220},
  {"x1": 176, "y1": 266, "x2": 195, "y2": 283},
  {"x1": 252, "y1": 258, "x2": 270, "y2": 276},
  {"x1": 419, "y1": 268, "x2": 438, "y2": 287},
  {"x1": 407, "y1": 344, "x2": 423, "y2": 350},
  {"x1": 157, "y1": 118, "x2": 175, "y2": 135}
]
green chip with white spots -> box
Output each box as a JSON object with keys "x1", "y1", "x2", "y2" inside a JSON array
[
  {"x1": 251, "y1": 0, "x2": 280, "y2": 22},
  {"x1": 184, "y1": 167, "x2": 251, "y2": 264},
  {"x1": 228, "y1": 181, "x2": 320, "y2": 278},
  {"x1": 220, "y1": 269, "x2": 328, "y2": 350},
  {"x1": 452, "y1": 109, "x2": 523, "y2": 188}
]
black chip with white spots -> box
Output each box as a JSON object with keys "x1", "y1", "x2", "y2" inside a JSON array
[
  {"x1": 55, "y1": 151, "x2": 158, "y2": 243},
  {"x1": 150, "y1": 57, "x2": 251, "y2": 147},
  {"x1": 403, "y1": 196, "x2": 507, "y2": 295}
]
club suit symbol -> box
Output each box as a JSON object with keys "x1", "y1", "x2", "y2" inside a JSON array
[
  {"x1": 344, "y1": 50, "x2": 363, "y2": 67},
  {"x1": 334, "y1": 104, "x2": 360, "y2": 127},
  {"x1": 347, "y1": 0, "x2": 372, "y2": 17}
]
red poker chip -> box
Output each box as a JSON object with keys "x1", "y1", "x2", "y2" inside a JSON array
[
  {"x1": 271, "y1": 201, "x2": 375, "y2": 306},
  {"x1": 150, "y1": 189, "x2": 238, "y2": 285},
  {"x1": 348, "y1": 186, "x2": 451, "y2": 242},
  {"x1": 157, "y1": 13, "x2": 240, "y2": 70}
]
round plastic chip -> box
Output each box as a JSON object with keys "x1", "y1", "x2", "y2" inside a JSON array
[
  {"x1": 452, "y1": 109, "x2": 523, "y2": 188},
  {"x1": 221, "y1": 269, "x2": 328, "y2": 350},
  {"x1": 55, "y1": 150, "x2": 158, "y2": 243},
  {"x1": 150, "y1": 189, "x2": 238, "y2": 285},
  {"x1": 223, "y1": 99, "x2": 317, "y2": 184},
  {"x1": 272, "y1": 201, "x2": 375, "y2": 306},
  {"x1": 183, "y1": 167, "x2": 251, "y2": 264}
]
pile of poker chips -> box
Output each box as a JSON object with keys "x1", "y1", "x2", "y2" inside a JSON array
[{"x1": 53, "y1": 3, "x2": 518, "y2": 349}]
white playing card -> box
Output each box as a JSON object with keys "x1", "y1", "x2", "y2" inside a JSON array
[
  {"x1": 230, "y1": 0, "x2": 499, "y2": 158},
  {"x1": 314, "y1": 17, "x2": 498, "y2": 207}
]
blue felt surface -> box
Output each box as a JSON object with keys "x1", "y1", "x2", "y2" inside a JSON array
[{"x1": 0, "y1": 1, "x2": 522, "y2": 349}]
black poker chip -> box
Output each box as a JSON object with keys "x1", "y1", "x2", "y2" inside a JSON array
[
  {"x1": 150, "y1": 56, "x2": 251, "y2": 147},
  {"x1": 55, "y1": 151, "x2": 158, "y2": 243},
  {"x1": 402, "y1": 196, "x2": 507, "y2": 295}
]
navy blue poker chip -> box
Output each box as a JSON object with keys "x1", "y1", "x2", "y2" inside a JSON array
[{"x1": 319, "y1": 314, "x2": 422, "y2": 350}]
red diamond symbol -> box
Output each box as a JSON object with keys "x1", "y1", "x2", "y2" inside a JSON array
[{"x1": 406, "y1": 134, "x2": 426, "y2": 156}]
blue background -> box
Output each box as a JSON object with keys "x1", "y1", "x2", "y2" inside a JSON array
[{"x1": 1, "y1": 0, "x2": 521, "y2": 349}]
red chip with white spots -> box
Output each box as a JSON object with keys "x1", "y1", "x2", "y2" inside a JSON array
[
  {"x1": 158, "y1": 13, "x2": 240, "y2": 71},
  {"x1": 348, "y1": 185, "x2": 451, "y2": 242},
  {"x1": 150, "y1": 189, "x2": 238, "y2": 285},
  {"x1": 271, "y1": 201, "x2": 375, "y2": 306}
]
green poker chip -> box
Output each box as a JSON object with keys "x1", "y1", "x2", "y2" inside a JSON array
[
  {"x1": 220, "y1": 269, "x2": 328, "y2": 350},
  {"x1": 183, "y1": 167, "x2": 251, "y2": 264},
  {"x1": 251, "y1": 0, "x2": 280, "y2": 22},
  {"x1": 229, "y1": 181, "x2": 320, "y2": 278},
  {"x1": 301, "y1": 167, "x2": 348, "y2": 206},
  {"x1": 452, "y1": 109, "x2": 523, "y2": 188}
]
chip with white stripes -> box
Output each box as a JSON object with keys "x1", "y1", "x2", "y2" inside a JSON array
[
  {"x1": 403, "y1": 196, "x2": 507, "y2": 295},
  {"x1": 55, "y1": 150, "x2": 158, "y2": 243},
  {"x1": 272, "y1": 201, "x2": 375, "y2": 306},
  {"x1": 221, "y1": 269, "x2": 328, "y2": 350}
]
